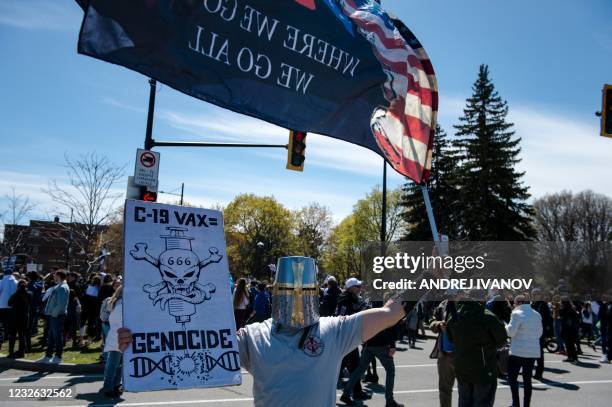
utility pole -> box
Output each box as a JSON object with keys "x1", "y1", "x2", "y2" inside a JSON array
[{"x1": 180, "y1": 183, "x2": 184, "y2": 206}]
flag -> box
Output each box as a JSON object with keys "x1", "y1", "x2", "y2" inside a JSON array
[{"x1": 77, "y1": 0, "x2": 436, "y2": 183}]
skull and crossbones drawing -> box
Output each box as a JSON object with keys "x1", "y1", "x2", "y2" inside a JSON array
[{"x1": 130, "y1": 227, "x2": 222, "y2": 324}]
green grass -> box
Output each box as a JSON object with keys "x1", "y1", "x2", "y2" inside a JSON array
[{"x1": 1, "y1": 324, "x2": 104, "y2": 365}]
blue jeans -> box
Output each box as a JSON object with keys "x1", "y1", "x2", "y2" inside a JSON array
[
  {"x1": 103, "y1": 351, "x2": 122, "y2": 392},
  {"x1": 343, "y1": 346, "x2": 396, "y2": 402},
  {"x1": 46, "y1": 315, "x2": 66, "y2": 358},
  {"x1": 554, "y1": 319, "x2": 565, "y2": 351}
]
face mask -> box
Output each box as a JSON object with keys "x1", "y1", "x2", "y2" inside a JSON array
[{"x1": 272, "y1": 256, "x2": 319, "y2": 330}]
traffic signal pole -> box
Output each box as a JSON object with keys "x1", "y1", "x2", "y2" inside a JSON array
[
  {"x1": 142, "y1": 79, "x2": 287, "y2": 151},
  {"x1": 144, "y1": 79, "x2": 156, "y2": 150}
]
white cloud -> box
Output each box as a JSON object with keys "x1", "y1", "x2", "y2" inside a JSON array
[
  {"x1": 0, "y1": 0, "x2": 81, "y2": 30},
  {"x1": 511, "y1": 106, "x2": 612, "y2": 198},
  {"x1": 102, "y1": 97, "x2": 146, "y2": 114},
  {"x1": 436, "y1": 95, "x2": 612, "y2": 199},
  {"x1": 158, "y1": 108, "x2": 385, "y2": 176}
]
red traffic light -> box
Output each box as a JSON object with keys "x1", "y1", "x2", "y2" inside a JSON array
[
  {"x1": 287, "y1": 130, "x2": 307, "y2": 171},
  {"x1": 139, "y1": 187, "x2": 158, "y2": 202},
  {"x1": 143, "y1": 192, "x2": 157, "y2": 202}
]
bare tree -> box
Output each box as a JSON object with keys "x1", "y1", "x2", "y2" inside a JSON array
[
  {"x1": 533, "y1": 190, "x2": 612, "y2": 294},
  {"x1": 0, "y1": 187, "x2": 37, "y2": 255},
  {"x1": 534, "y1": 190, "x2": 612, "y2": 242},
  {"x1": 44, "y1": 152, "x2": 125, "y2": 269}
]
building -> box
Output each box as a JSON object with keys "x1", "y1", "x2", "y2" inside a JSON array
[{"x1": 1, "y1": 216, "x2": 106, "y2": 274}]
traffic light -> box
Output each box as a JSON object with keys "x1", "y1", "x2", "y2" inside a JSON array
[
  {"x1": 287, "y1": 130, "x2": 307, "y2": 171},
  {"x1": 139, "y1": 187, "x2": 158, "y2": 202},
  {"x1": 602, "y1": 84, "x2": 612, "y2": 138}
]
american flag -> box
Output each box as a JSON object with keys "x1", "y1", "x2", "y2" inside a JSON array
[{"x1": 337, "y1": 0, "x2": 437, "y2": 183}]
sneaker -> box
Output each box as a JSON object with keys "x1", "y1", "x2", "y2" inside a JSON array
[
  {"x1": 340, "y1": 394, "x2": 356, "y2": 405},
  {"x1": 386, "y1": 401, "x2": 404, "y2": 407},
  {"x1": 50, "y1": 356, "x2": 62, "y2": 364},
  {"x1": 600, "y1": 356, "x2": 610, "y2": 363},
  {"x1": 36, "y1": 356, "x2": 52, "y2": 363},
  {"x1": 353, "y1": 390, "x2": 372, "y2": 400}
]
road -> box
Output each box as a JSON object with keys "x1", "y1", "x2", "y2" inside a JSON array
[{"x1": 0, "y1": 336, "x2": 610, "y2": 406}]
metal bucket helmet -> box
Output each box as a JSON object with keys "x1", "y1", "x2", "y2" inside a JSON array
[{"x1": 272, "y1": 256, "x2": 319, "y2": 330}]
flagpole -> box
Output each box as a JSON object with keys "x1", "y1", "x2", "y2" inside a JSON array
[
  {"x1": 420, "y1": 184, "x2": 440, "y2": 243},
  {"x1": 381, "y1": 161, "x2": 387, "y2": 242}
]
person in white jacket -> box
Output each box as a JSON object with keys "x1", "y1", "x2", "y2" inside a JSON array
[
  {"x1": 505, "y1": 295, "x2": 542, "y2": 407},
  {"x1": 101, "y1": 286, "x2": 123, "y2": 398}
]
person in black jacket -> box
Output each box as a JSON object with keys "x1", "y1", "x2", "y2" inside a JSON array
[
  {"x1": 8, "y1": 280, "x2": 31, "y2": 358},
  {"x1": 336, "y1": 278, "x2": 369, "y2": 400},
  {"x1": 559, "y1": 299, "x2": 580, "y2": 363},
  {"x1": 531, "y1": 288, "x2": 553, "y2": 379},
  {"x1": 341, "y1": 299, "x2": 403, "y2": 407},
  {"x1": 320, "y1": 276, "x2": 341, "y2": 317}
]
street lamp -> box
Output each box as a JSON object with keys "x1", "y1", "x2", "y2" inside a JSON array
[{"x1": 256, "y1": 241, "x2": 264, "y2": 280}]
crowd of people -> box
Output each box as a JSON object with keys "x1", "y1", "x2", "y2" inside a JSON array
[
  {"x1": 2, "y1": 264, "x2": 612, "y2": 406},
  {"x1": 231, "y1": 274, "x2": 612, "y2": 407},
  {"x1": 0, "y1": 267, "x2": 122, "y2": 363}
]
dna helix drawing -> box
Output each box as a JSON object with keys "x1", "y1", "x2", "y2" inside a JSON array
[
  {"x1": 130, "y1": 354, "x2": 174, "y2": 377},
  {"x1": 204, "y1": 351, "x2": 240, "y2": 372}
]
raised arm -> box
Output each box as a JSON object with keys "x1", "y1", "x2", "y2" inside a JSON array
[{"x1": 360, "y1": 299, "x2": 406, "y2": 342}]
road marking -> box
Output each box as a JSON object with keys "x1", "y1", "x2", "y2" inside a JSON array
[
  {"x1": 387, "y1": 360, "x2": 563, "y2": 369},
  {"x1": 0, "y1": 361, "x2": 569, "y2": 382},
  {"x1": 49, "y1": 379, "x2": 612, "y2": 407},
  {"x1": 0, "y1": 374, "x2": 104, "y2": 381}
]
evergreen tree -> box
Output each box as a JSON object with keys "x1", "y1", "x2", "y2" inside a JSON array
[
  {"x1": 400, "y1": 125, "x2": 460, "y2": 240},
  {"x1": 453, "y1": 65, "x2": 535, "y2": 240}
]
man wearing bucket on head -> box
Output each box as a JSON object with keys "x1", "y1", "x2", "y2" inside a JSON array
[{"x1": 119, "y1": 256, "x2": 411, "y2": 406}]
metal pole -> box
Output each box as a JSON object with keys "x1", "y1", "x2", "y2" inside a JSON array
[
  {"x1": 381, "y1": 161, "x2": 387, "y2": 242},
  {"x1": 420, "y1": 184, "x2": 440, "y2": 242},
  {"x1": 144, "y1": 79, "x2": 157, "y2": 150},
  {"x1": 152, "y1": 140, "x2": 287, "y2": 149},
  {"x1": 180, "y1": 183, "x2": 184, "y2": 206}
]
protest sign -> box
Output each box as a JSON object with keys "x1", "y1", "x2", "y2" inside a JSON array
[{"x1": 123, "y1": 200, "x2": 241, "y2": 392}]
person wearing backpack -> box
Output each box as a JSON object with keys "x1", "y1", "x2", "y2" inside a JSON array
[{"x1": 447, "y1": 291, "x2": 507, "y2": 407}]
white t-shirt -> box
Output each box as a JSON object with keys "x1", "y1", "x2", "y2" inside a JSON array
[
  {"x1": 237, "y1": 315, "x2": 363, "y2": 407},
  {"x1": 233, "y1": 292, "x2": 249, "y2": 310},
  {"x1": 104, "y1": 299, "x2": 123, "y2": 353}
]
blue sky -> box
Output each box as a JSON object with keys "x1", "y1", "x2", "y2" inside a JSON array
[{"x1": 1, "y1": 0, "x2": 611, "y2": 223}]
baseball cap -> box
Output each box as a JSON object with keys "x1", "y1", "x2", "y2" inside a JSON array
[{"x1": 345, "y1": 277, "x2": 363, "y2": 289}]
